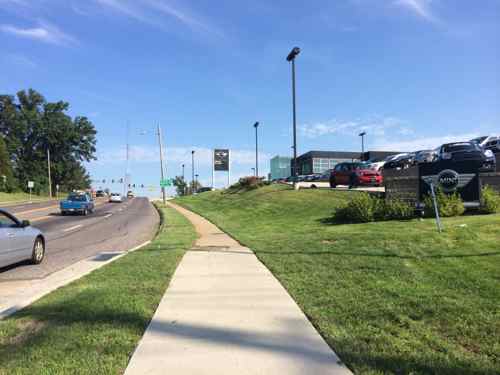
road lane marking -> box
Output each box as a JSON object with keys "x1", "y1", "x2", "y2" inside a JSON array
[
  {"x1": 30, "y1": 215, "x2": 52, "y2": 222},
  {"x1": 62, "y1": 224, "x2": 82, "y2": 233},
  {"x1": 104, "y1": 214, "x2": 112, "y2": 219}
]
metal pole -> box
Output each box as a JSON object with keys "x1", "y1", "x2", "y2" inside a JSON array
[
  {"x1": 255, "y1": 123, "x2": 259, "y2": 178},
  {"x1": 292, "y1": 58, "x2": 298, "y2": 186},
  {"x1": 228, "y1": 150, "x2": 231, "y2": 187},
  {"x1": 157, "y1": 124, "x2": 166, "y2": 204},
  {"x1": 182, "y1": 164, "x2": 186, "y2": 195},
  {"x1": 212, "y1": 150, "x2": 215, "y2": 189},
  {"x1": 191, "y1": 150, "x2": 195, "y2": 194},
  {"x1": 429, "y1": 182, "x2": 443, "y2": 233},
  {"x1": 361, "y1": 134, "x2": 365, "y2": 154},
  {"x1": 47, "y1": 148, "x2": 52, "y2": 198}
]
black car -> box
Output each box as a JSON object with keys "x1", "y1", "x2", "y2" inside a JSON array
[{"x1": 437, "y1": 142, "x2": 496, "y2": 171}]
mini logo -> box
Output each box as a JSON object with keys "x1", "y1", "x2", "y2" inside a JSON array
[{"x1": 437, "y1": 169, "x2": 459, "y2": 192}]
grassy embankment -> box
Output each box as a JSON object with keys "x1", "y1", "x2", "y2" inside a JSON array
[
  {"x1": 175, "y1": 184, "x2": 500, "y2": 375},
  {"x1": 0, "y1": 192, "x2": 52, "y2": 204},
  {"x1": 0, "y1": 204, "x2": 196, "y2": 374}
]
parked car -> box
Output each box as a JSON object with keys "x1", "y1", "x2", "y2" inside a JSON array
[
  {"x1": 0, "y1": 209, "x2": 45, "y2": 268},
  {"x1": 470, "y1": 135, "x2": 497, "y2": 148},
  {"x1": 366, "y1": 161, "x2": 385, "y2": 172},
  {"x1": 436, "y1": 142, "x2": 496, "y2": 171},
  {"x1": 330, "y1": 162, "x2": 382, "y2": 188},
  {"x1": 109, "y1": 193, "x2": 123, "y2": 203},
  {"x1": 414, "y1": 150, "x2": 437, "y2": 164},
  {"x1": 60, "y1": 192, "x2": 95, "y2": 215},
  {"x1": 383, "y1": 153, "x2": 416, "y2": 170},
  {"x1": 483, "y1": 136, "x2": 500, "y2": 155},
  {"x1": 127, "y1": 190, "x2": 135, "y2": 199}
]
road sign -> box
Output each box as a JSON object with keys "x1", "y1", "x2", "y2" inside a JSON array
[
  {"x1": 160, "y1": 179, "x2": 174, "y2": 187},
  {"x1": 214, "y1": 149, "x2": 229, "y2": 171},
  {"x1": 27, "y1": 181, "x2": 34, "y2": 188}
]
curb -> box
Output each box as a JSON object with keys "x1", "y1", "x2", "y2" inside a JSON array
[{"x1": 0, "y1": 240, "x2": 151, "y2": 320}]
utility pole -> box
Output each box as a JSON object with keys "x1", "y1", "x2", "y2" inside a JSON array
[
  {"x1": 157, "y1": 124, "x2": 166, "y2": 204},
  {"x1": 254, "y1": 122, "x2": 259, "y2": 178},
  {"x1": 191, "y1": 150, "x2": 195, "y2": 194},
  {"x1": 47, "y1": 148, "x2": 52, "y2": 198},
  {"x1": 359, "y1": 131, "x2": 366, "y2": 155}
]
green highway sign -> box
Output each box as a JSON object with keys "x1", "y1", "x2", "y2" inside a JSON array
[{"x1": 160, "y1": 178, "x2": 173, "y2": 187}]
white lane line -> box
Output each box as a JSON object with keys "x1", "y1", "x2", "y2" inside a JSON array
[
  {"x1": 62, "y1": 224, "x2": 82, "y2": 233},
  {"x1": 104, "y1": 213, "x2": 112, "y2": 219}
]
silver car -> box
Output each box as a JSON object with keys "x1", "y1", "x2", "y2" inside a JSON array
[{"x1": 0, "y1": 209, "x2": 45, "y2": 268}]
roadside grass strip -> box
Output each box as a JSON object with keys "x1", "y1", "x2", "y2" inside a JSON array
[
  {"x1": 175, "y1": 185, "x2": 500, "y2": 375},
  {"x1": 0, "y1": 204, "x2": 196, "y2": 374}
]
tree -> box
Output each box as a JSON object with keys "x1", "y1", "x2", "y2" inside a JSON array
[
  {"x1": 173, "y1": 176, "x2": 187, "y2": 196},
  {"x1": 0, "y1": 89, "x2": 97, "y2": 194},
  {"x1": 0, "y1": 136, "x2": 16, "y2": 192}
]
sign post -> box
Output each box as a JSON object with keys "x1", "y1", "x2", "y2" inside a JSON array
[
  {"x1": 27, "y1": 181, "x2": 34, "y2": 202},
  {"x1": 56, "y1": 184, "x2": 60, "y2": 200}
]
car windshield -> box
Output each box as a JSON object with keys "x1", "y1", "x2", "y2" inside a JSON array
[
  {"x1": 443, "y1": 143, "x2": 478, "y2": 153},
  {"x1": 68, "y1": 194, "x2": 86, "y2": 201},
  {"x1": 470, "y1": 136, "x2": 487, "y2": 144},
  {"x1": 352, "y1": 163, "x2": 370, "y2": 170}
]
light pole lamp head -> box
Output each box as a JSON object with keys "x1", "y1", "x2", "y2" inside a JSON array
[
  {"x1": 359, "y1": 131, "x2": 366, "y2": 137},
  {"x1": 192, "y1": 150, "x2": 195, "y2": 155},
  {"x1": 286, "y1": 47, "x2": 301, "y2": 62},
  {"x1": 253, "y1": 121, "x2": 259, "y2": 128}
]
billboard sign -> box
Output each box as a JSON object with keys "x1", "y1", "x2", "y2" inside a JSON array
[{"x1": 214, "y1": 149, "x2": 229, "y2": 171}]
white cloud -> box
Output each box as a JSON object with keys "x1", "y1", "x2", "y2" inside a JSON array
[
  {"x1": 394, "y1": 0, "x2": 438, "y2": 23},
  {"x1": 96, "y1": 145, "x2": 270, "y2": 168},
  {"x1": 94, "y1": 0, "x2": 223, "y2": 38},
  {"x1": 300, "y1": 116, "x2": 413, "y2": 139},
  {"x1": 0, "y1": 21, "x2": 78, "y2": 46},
  {"x1": 372, "y1": 132, "x2": 480, "y2": 151}
]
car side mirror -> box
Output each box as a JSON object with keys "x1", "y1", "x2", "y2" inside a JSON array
[{"x1": 21, "y1": 220, "x2": 30, "y2": 228}]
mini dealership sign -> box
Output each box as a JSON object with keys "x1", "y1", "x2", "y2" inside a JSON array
[
  {"x1": 421, "y1": 169, "x2": 476, "y2": 193},
  {"x1": 214, "y1": 149, "x2": 230, "y2": 171}
]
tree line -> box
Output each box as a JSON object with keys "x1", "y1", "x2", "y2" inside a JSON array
[{"x1": 0, "y1": 89, "x2": 97, "y2": 194}]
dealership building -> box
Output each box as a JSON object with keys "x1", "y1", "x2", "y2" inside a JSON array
[
  {"x1": 270, "y1": 150, "x2": 401, "y2": 179},
  {"x1": 270, "y1": 156, "x2": 292, "y2": 180}
]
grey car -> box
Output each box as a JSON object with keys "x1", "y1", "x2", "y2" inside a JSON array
[{"x1": 0, "y1": 209, "x2": 45, "y2": 269}]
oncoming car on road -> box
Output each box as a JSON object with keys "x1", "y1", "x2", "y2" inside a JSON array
[
  {"x1": 109, "y1": 193, "x2": 123, "y2": 203},
  {"x1": 0, "y1": 209, "x2": 45, "y2": 268}
]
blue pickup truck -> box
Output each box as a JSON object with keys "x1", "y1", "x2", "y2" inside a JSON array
[{"x1": 60, "y1": 192, "x2": 95, "y2": 216}]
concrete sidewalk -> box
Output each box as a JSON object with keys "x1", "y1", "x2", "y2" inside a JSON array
[{"x1": 125, "y1": 203, "x2": 351, "y2": 375}]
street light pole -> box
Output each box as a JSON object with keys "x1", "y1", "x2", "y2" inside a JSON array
[
  {"x1": 359, "y1": 131, "x2": 366, "y2": 156},
  {"x1": 157, "y1": 124, "x2": 166, "y2": 205},
  {"x1": 253, "y1": 122, "x2": 259, "y2": 178},
  {"x1": 191, "y1": 150, "x2": 195, "y2": 194},
  {"x1": 287, "y1": 47, "x2": 301, "y2": 187}
]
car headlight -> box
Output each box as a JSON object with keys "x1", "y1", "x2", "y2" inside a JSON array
[{"x1": 484, "y1": 149, "x2": 494, "y2": 158}]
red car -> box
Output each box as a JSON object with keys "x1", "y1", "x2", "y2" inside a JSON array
[{"x1": 330, "y1": 162, "x2": 382, "y2": 188}]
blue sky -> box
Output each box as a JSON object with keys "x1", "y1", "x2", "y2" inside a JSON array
[{"x1": 1, "y1": 0, "x2": 499, "y2": 193}]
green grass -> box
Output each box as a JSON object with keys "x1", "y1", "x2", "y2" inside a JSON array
[
  {"x1": 0, "y1": 204, "x2": 197, "y2": 374},
  {"x1": 0, "y1": 191, "x2": 52, "y2": 204},
  {"x1": 175, "y1": 185, "x2": 500, "y2": 375}
]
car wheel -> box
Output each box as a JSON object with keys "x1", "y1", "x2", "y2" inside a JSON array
[
  {"x1": 311, "y1": 184, "x2": 317, "y2": 189},
  {"x1": 330, "y1": 178, "x2": 337, "y2": 188},
  {"x1": 349, "y1": 175, "x2": 358, "y2": 189},
  {"x1": 83, "y1": 208, "x2": 88, "y2": 216},
  {"x1": 61, "y1": 211, "x2": 66, "y2": 216},
  {"x1": 31, "y1": 237, "x2": 45, "y2": 264}
]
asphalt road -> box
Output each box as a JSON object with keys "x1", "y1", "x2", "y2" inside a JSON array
[{"x1": 0, "y1": 197, "x2": 159, "y2": 281}]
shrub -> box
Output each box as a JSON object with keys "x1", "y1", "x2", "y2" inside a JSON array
[
  {"x1": 227, "y1": 176, "x2": 265, "y2": 193},
  {"x1": 334, "y1": 192, "x2": 376, "y2": 223},
  {"x1": 423, "y1": 188, "x2": 464, "y2": 218},
  {"x1": 376, "y1": 199, "x2": 415, "y2": 221},
  {"x1": 480, "y1": 185, "x2": 500, "y2": 214}
]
